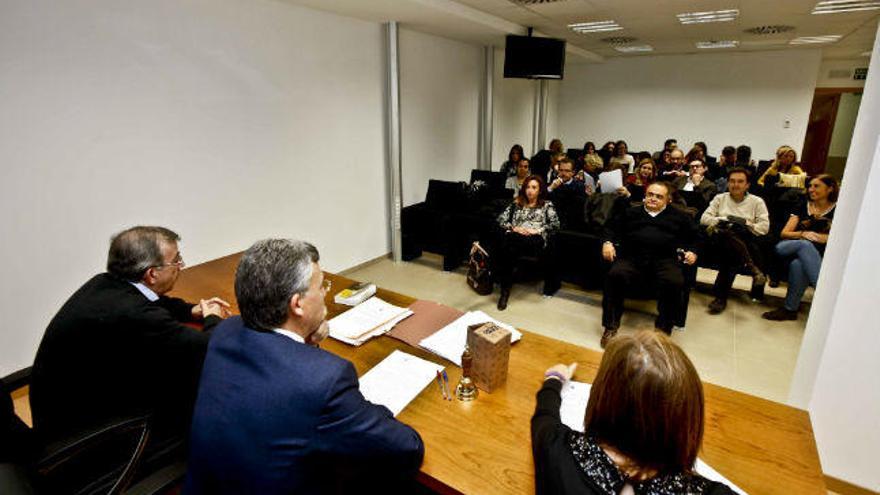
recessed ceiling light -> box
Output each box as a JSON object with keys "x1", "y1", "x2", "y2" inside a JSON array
[
  {"x1": 812, "y1": 0, "x2": 880, "y2": 14},
  {"x1": 696, "y1": 40, "x2": 740, "y2": 49},
  {"x1": 789, "y1": 35, "x2": 843, "y2": 44},
  {"x1": 677, "y1": 9, "x2": 739, "y2": 24},
  {"x1": 614, "y1": 45, "x2": 654, "y2": 53},
  {"x1": 568, "y1": 20, "x2": 623, "y2": 33}
]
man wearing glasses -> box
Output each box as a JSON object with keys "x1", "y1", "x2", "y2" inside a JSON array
[
  {"x1": 30, "y1": 226, "x2": 231, "y2": 466},
  {"x1": 186, "y1": 239, "x2": 424, "y2": 493}
]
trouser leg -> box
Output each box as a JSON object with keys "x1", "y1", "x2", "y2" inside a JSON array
[
  {"x1": 602, "y1": 258, "x2": 638, "y2": 330},
  {"x1": 653, "y1": 259, "x2": 685, "y2": 332},
  {"x1": 794, "y1": 242, "x2": 823, "y2": 286},
  {"x1": 784, "y1": 259, "x2": 809, "y2": 312}
]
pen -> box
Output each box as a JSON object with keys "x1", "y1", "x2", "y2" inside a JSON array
[
  {"x1": 435, "y1": 370, "x2": 447, "y2": 400},
  {"x1": 441, "y1": 370, "x2": 452, "y2": 401}
]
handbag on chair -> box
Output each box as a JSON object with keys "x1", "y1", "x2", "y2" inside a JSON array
[{"x1": 466, "y1": 242, "x2": 493, "y2": 295}]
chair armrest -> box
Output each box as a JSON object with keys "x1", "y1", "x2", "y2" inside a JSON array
[
  {"x1": 35, "y1": 414, "x2": 151, "y2": 495},
  {"x1": 1, "y1": 368, "x2": 31, "y2": 395}
]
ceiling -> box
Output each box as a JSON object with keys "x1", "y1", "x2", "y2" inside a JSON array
[{"x1": 281, "y1": 0, "x2": 879, "y2": 62}]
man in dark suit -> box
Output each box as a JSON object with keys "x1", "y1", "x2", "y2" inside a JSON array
[
  {"x1": 30, "y1": 226, "x2": 230, "y2": 457},
  {"x1": 531, "y1": 138, "x2": 563, "y2": 182},
  {"x1": 600, "y1": 183, "x2": 698, "y2": 347},
  {"x1": 186, "y1": 239, "x2": 424, "y2": 494},
  {"x1": 547, "y1": 156, "x2": 589, "y2": 230}
]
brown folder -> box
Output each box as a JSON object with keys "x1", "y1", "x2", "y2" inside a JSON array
[{"x1": 386, "y1": 299, "x2": 464, "y2": 348}]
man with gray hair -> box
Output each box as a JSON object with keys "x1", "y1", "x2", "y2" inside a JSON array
[
  {"x1": 186, "y1": 239, "x2": 424, "y2": 494},
  {"x1": 30, "y1": 226, "x2": 230, "y2": 459}
]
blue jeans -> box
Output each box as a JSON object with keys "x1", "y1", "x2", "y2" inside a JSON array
[{"x1": 775, "y1": 240, "x2": 823, "y2": 311}]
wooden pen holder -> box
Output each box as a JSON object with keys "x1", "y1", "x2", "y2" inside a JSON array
[{"x1": 466, "y1": 322, "x2": 511, "y2": 393}]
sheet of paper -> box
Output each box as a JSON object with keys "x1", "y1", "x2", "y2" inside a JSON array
[
  {"x1": 559, "y1": 380, "x2": 748, "y2": 494},
  {"x1": 330, "y1": 310, "x2": 413, "y2": 346},
  {"x1": 328, "y1": 296, "x2": 411, "y2": 340},
  {"x1": 598, "y1": 170, "x2": 623, "y2": 192},
  {"x1": 358, "y1": 350, "x2": 444, "y2": 416},
  {"x1": 559, "y1": 380, "x2": 592, "y2": 433},
  {"x1": 418, "y1": 311, "x2": 522, "y2": 366}
]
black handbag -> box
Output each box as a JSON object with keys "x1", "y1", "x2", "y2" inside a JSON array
[{"x1": 466, "y1": 242, "x2": 493, "y2": 295}]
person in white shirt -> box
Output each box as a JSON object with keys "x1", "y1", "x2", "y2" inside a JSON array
[
  {"x1": 700, "y1": 168, "x2": 770, "y2": 314},
  {"x1": 608, "y1": 140, "x2": 635, "y2": 174}
]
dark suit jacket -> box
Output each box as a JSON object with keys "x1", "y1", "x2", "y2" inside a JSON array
[
  {"x1": 30, "y1": 273, "x2": 219, "y2": 446},
  {"x1": 602, "y1": 205, "x2": 698, "y2": 262},
  {"x1": 185, "y1": 317, "x2": 424, "y2": 494}
]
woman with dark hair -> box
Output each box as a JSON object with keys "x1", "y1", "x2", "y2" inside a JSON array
[
  {"x1": 495, "y1": 175, "x2": 560, "y2": 310},
  {"x1": 608, "y1": 140, "x2": 635, "y2": 174},
  {"x1": 734, "y1": 145, "x2": 756, "y2": 171},
  {"x1": 598, "y1": 141, "x2": 616, "y2": 168},
  {"x1": 532, "y1": 331, "x2": 733, "y2": 495},
  {"x1": 504, "y1": 158, "x2": 530, "y2": 197},
  {"x1": 763, "y1": 174, "x2": 839, "y2": 321},
  {"x1": 623, "y1": 158, "x2": 656, "y2": 202},
  {"x1": 500, "y1": 144, "x2": 525, "y2": 178}
]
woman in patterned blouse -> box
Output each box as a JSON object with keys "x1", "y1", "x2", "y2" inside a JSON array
[
  {"x1": 495, "y1": 175, "x2": 560, "y2": 310},
  {"x1": 532, "y1": 331, "x2": 734, "y2": 495}
]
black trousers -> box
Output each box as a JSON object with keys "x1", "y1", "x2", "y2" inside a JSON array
[
  {"x1": 710, "y1": 228, "x2": 764, "y2": 299},
  {"x1": 601, "y1": 257, "x2": 684, "y2": 332},
  {"x1": 494, "y1": 231, "x2": 558, "y2": 293}
]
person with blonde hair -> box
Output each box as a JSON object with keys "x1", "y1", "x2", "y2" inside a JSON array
[
  {"x1": 532, "y1": 331, "x2": 734, "y2": 494},
  {"x1": 758, "y1": 145, "x2": 806, "y2": 188}
]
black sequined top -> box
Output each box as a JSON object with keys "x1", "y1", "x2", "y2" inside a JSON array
[{"x1": 532, "y1": 380, "x2": 735, "y2": 495}]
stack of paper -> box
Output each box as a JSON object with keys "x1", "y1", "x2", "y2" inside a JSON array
[
  {"x1": 418, "y1": 310, "x2": 522, "y2": 366},
  {"x1": 559, "y1": 380, "x2": 748, "y2": 494},
  {"x1": 358, "y1": 350, "x2": 445, "y2": 416},
  {"x1": 328, "y1": 297, "x2": 413, "y2": 346}
]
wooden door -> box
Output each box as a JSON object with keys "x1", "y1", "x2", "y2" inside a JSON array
[{"x1": 801, "y1": 92, "x2": 841, "y2": 175}]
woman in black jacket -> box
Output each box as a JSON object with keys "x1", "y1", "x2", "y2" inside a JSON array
[{"x1": 532, "y1": 331, "x2": 734, "y2": 495}]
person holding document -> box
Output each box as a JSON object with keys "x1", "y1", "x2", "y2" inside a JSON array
[
  {"x1": 531, "y1": 331, "x2": 734, "y2": 495},
  {"x1": 186, "y1": 239, "x2": 424, "y2": 494}
]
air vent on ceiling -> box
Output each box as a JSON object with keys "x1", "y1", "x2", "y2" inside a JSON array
[
  {"x1": 744, "y1": 25, "x2": 796, "y2": 35},
  {"x1": 600, "y1": 36, "x2": 638, "y2": 45},
  {"x1": 510, "y1": 0, "x2": 566, "y2": 4}
]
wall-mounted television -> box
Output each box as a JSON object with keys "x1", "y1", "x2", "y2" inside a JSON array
[{"x1": 503, "y1": 35, "x2": 566, "y2": 80}]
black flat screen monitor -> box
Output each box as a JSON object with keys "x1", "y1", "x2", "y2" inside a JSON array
[{"x1": 504, "y1": 35, "x2": 566, "y2": 80}]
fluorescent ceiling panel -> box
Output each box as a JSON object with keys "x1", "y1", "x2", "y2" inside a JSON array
[
  {"x1": 812, "y1": 0, "x2": 880, "y2": 14},
  {"x1": 569, "y1": 20, "x2": 623, "y2": 33},
  {"x1": 614, "y1": 45, "x2": 654, "y2": 53},
  {"x1": 789, "y1": 35, "x2": 843, "y2": 44},
  {"x1": 696, "y1": 40, "x2": 739, "y2": 49},
  {"x1": 677, "y1": 9, "x2": 739, "y2": 24}
]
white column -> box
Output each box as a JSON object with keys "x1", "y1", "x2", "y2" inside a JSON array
[
  {"x1": 478, "y1": 46, "x2": 494, "y2": 170},
  {"x1": 386, "y1": 22, "x2": 403, "y2": 262}
]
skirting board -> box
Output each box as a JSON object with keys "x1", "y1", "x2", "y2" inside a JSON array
[{"x1": 826, "y1": 475, "x2": 879, "y2": 495}]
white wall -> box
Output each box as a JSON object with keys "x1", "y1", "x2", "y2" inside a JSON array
[
  {"x1": 556, "y1": 49, "x2": 822, "y2": 160},
  {"x1": 492, "y1": 47, "x2": 536, "y2": 164},
  {"x1": 789, "y1": 29, "x2": 880, "y2": 492},
  {"x1": 399, "y1": 29, "x2": 481, "y2": 206},
  {"x1": 0, "y1": 0, "x2": 391, "y2": 376},
  {"x1": 816, "y1": 58, "x2": 869, "y2": 88}
]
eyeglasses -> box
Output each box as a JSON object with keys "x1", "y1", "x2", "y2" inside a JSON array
[{"x1": 155, "y1": 255, "x2": 185, "y2": 270}]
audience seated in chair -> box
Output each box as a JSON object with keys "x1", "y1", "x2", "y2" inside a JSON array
[
  {"x1": 505, "y1": 158, "x2": 531, "y2": 197},
  {"x1": 758, "y1": 145, "x2": 807, "y2": 190},
  {"x1": 500, "y1": 144, "x2": 524, "y2": 178},
  {"x1": 495, "y1": 175, "x2": 561, "y2": 310},
  {"x1": 532, "y1": 331, "x2": 735, "y2": 495},
  {"x1": 600, "y1": 182, "x2": 698, "y2": 347},
  {"x1": 700, "y1": 168, "x2": 770, "y2": 314},
  {"x1": 608, "y1": 140, "x2": 636, "y2": 174},
  {"x1": 674, "y1": 159, "x2": 717, "y2": 212},
  {"x1": 659, "y1": 148, "x2": 687, "y2": 179},
  {"x1": 763, "y1": 175, "x2": 839, "y2": 321},
  {"x1": 652, "y1": 137, "x2": 678, "y2": 163},
  {"x1": 624, "y1": 158, "x2": 657, "y2": 203},
  {"x1": 580, "y1": 141, "x2": 604, "y2": 183},
  {"x1": 531, "y1": 138, "x2": 563, "y2": 183}
]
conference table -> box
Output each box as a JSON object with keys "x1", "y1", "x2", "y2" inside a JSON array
[{"x1": 170, "y1": 253, "x2": 826, "y2": 494}]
